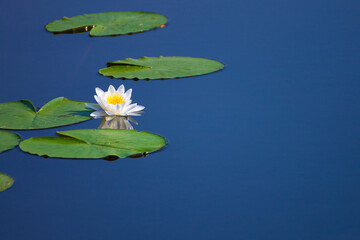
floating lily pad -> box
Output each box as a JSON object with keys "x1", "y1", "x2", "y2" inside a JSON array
[
  {"x1": 20, "y1": 129, "x2": 166, "y2": 159},
  {"x1": 99, "y1": 56, "x2": 225, "y2": 80},
  {"x1": 0, "y1": 173, "x2": 14, "y2": 192},
  {"x1": 0, "y1": 97, "x2": 92, "y2": 130},
  {"x1": 46, "y1": 11, "x2": 168, "y2": 36},
  {"x1": 0, "y1": 130, "x2": 21, "y2": 153}
]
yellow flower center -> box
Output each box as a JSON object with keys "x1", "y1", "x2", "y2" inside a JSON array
[{"x1": 106, "y1": 94, "x2": 125, "y2": 105}]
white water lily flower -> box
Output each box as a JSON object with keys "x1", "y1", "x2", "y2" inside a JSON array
[{"x1": 86, "y1": 85, "x2": 145, "y2": 117}]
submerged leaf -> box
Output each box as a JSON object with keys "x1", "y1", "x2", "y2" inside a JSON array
[
  {"x1": 99, "y1": 56, "x2": 225, "y2": 80},
  {"x1": 20, "y1": 129, "x2": 166, "y2": 159},
  {"x1": 0, "y1": 130, "x2": 21, "y2": 153},
  {"x1": 46, "y1": 11, "x2": 168, "y2": 36},
  {"x1": 0, "y1": 173, "x2": 14, "y2": 192},
  {"x1": 0, "y1": 97, "x2": 92, "y2": 130}
]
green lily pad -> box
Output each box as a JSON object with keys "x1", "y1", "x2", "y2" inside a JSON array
[
  {"x1": 46, "y1": 11, "x2": 168, "y2": 36},
  {"x1": 0, "y1": 173, "x2": 14, "y2": 192},
  {"x1": 99, "y1": 56, "x2": 225, "y2": 80},
  {"x1": 0, "y1": 130, "x2": 21, "y2": 153},
  {"x1": 0, "y1": 97, "x2": 92, "y2": 130},
  {"x1": 20, "y1": 129, "x2": 166, "y2": 159}
]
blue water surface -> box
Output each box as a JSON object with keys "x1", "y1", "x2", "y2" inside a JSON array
[{"x1": 1, "y1": 0, "x2": 360, "y2": 239}]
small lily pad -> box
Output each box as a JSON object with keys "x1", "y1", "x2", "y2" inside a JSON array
[
  {"x1": 46, "y1": 11, "x2": 168, "y2": 36},
  {"x1": 0, "y1": 173, "x2": 14, "y2": 192},
  {"x1": 0, "y1": 97, "x2": 92, "y2": 130},
  {"x1": 0, "y1": 130, "x2": 21, "y2": 153},
  {"x1": 20, "y1": 129, "x2": 166, "y2": 159},
  {"x1": 99, "y1": 56, "x2": 225, "y2": 80}
]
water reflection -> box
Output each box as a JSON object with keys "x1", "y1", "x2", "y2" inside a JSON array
[{"x1": 97, "y1": 116, "x2": 138, "y2": 130}]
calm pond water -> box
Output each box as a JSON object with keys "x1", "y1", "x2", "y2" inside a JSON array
[{"x1": 1, "y1": 0, "x2": 360, "y2": 239}]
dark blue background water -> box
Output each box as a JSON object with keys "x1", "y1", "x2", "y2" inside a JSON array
[{"x1": 1, "y1": 0, "x2": 360, "y2": 239}]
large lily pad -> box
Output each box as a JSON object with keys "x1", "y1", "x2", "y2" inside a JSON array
[
  {"x1": 0, "y1": 97, "x2": 92, "y2": 130},
  {"x1": 99, "y1": 56, "x2": 225, "y2": 80},
  {"x1": 20, "y1": 129, "x2": 166, "y2": 159},
  {"x1": 0, "y1": 173, "x2": 14, "y2": 192},
  {"x1": 46, "y1": 11, "x2": 168, "y2": 36},
  {"x1": 0, "y1": 130, "x2": 21, "y2": 153}
]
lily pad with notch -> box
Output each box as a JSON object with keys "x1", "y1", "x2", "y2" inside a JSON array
[
  {"x1": 19, "y1": 129, "x2": 166, "y2": 159},
  {"x1": 0, "y1": 130, "x2": 21, "y2": 153},
  {"x1": 99, "y1": 56, "x2": 225, "y2": 80},
  {"x1": 0, "y1": 173, "x2": 14, "y2": 192},
  {"x1": 0, "y1": 97, "x2": 92, "y2": 130},
  {"x1": 46, "y1": 11, "x2": 168, "y2": 36}
]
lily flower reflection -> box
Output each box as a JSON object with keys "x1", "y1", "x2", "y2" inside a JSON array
[
  {"x1": 86, "y1": 84, "x2": 145, "y2": 117},
  {"x1": 98, "y1": 116, "x2": 139, "y2": 130}
]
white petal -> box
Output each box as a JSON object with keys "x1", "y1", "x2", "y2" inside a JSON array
[
  {"x1": 94, "y1": 95, "x2": 103, "y2": 106},
  {"x1": 85, "y1": 103, "x2": 102, "y2": 111},
  {"x1": 105, "y1": 103, "x2": 117, "y2": 115},
  {"x1": 105, "y1": 110, "x2": 115, "y2": 116},
  {"x1": 95, "y1": 87, "x2": 105, "y2": 98},
  {"x1": 127, "y1": 112, "x2": 142, "y2": 116},
  {"x1": 123, "y1": 88, "x2": 132, "y2": 100},
  {"x1": 129, "y1": 105, "x2": 145, "y2": 113},
  {"x1": 102, "y1": 100, "x2": 114, "y2": 112},
  {"x1": 94, "y1": 95, "x2": 107, "y2": 109},
  {"x1": 108, "y1": 85, "x2": 116, "y2": 95},
  {"x1": 121, "y1": 103, "x2": 130, "y2": 115},
  {"x1": 124, "y1": 104, "x2": 144, "y2": 114},
  {"x1": 123, "y1": 99, "x2": 132, "y2": 105},
  {"x1": 90, "y1": 110, "x2": 107, "y2": 117},
  {"x1": 117, "y1": 85, "x2": 125, "y2": 95},
  {"x1": 115, "y1": 104, "x2": 122, "y2": 115},
  {"x1": 104, "y1": 91, "x2": 110, "y2": 100},
  {"x1": 121, "y1": 101, "x2": 135, "y2": 113},
  {"x1": 96, "y1": 94, "x2": 113, "y2": 113}
]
